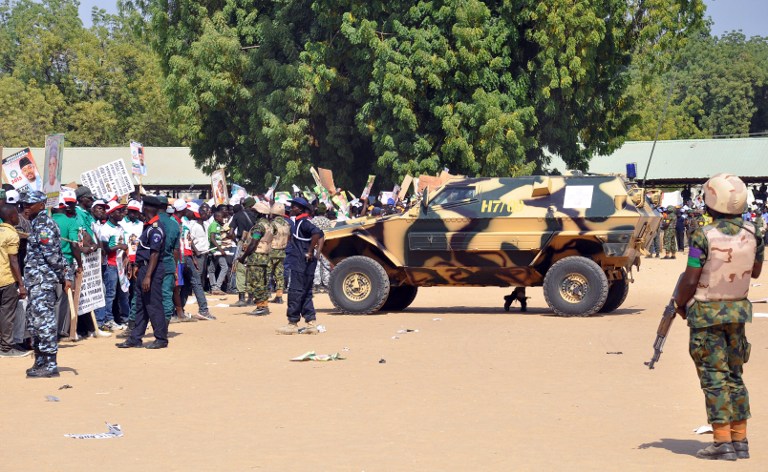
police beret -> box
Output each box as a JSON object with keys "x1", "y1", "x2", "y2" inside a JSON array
[
  {"x1": 142, "y1": 195, "x2": 163, "y2": 208},
  {"x1": 157, "y1": 195, "x2": 169, "y2": 206},
  {"x1": 289, "y1": 197, "x2": 310, "y2": 210},
  {"x1": 19, "y1": 190, "x2": 47, "y2": 205},
  {"x1": 75, "y1": 186, "x2": 93, "y2": 199}
]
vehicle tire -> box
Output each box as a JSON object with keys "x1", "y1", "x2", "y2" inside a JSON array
[
  {"x1": 543, "y1": 256, "x2": 609, "y2": 316},
  {"x1": 328, "y1": 256, "x2": 390, "y2": 314},
  {"x1": 379, "y1": 285, "x2": 418, "y2": 312},
  {"x1": 599, "y1": 271, "x2": 629, "y2": 313}
]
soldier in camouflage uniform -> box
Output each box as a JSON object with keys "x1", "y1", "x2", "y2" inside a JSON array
[
  {"x1": 22, "y1": 191, "x2": 72, "y2": 378},
  {"x1": 662, "y1": 205, "x2": 678, "y2": 259},
  {"x1": 674, "y1": 174, "x2": 763, "y2": 461},
  {"x1": 268, "y1": 203, "x2": 290, "y2": 304},
  {"x1": 238, "y1": 202, "x2": 274, "y2": 316}
]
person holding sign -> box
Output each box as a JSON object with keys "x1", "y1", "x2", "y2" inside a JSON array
[{"x1": 22, "y1": 191, "x2": 71, "y2": 377}]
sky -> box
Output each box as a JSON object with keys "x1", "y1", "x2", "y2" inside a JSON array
[{"x1": 77, "y1": 0, "x2": 768, "y2": 37}]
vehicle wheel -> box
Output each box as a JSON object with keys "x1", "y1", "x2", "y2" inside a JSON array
[
  {"x1": 543, "y1": 256, "x2": 609, "y2": 316},
  {"x1": 328, "y1": 256, "x2": 390, "y2": 314},
  {"x1": 599, "y1": 270, "x2": 629, "y2": 313},
  {"x1": 379, "y1": 285, "x2": 418, "y2": 312}
]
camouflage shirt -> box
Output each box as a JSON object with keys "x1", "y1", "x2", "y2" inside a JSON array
[
  {"x1": 246, "y1": 218, "x2": 272, "y2": 265},
  {"x1": 24, "y1": 212, "x2": 71, "y2": 286},
  {"x1": 686, "y1": 217, "x2": 765, "y2": 328}
]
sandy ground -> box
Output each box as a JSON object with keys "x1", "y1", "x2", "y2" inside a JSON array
[{"x1": 2, "y1": 255, "x2": 768, "y2": 471}]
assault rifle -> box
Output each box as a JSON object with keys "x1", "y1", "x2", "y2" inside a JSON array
[{"x1": 645, "y1": 274, "x2": 684, "y2": 369}]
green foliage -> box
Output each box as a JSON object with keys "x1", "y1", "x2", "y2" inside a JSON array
[
  {"x1": 0, "y1": 0, "x2": 178, "y2": 147},
  {"x1": 145, "y1": 0, "x2": 704, "y2": 189}
]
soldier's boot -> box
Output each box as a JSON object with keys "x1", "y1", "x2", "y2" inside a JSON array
[
  {"x1": 230, "y1": 293, "x2": 249, "y2": 307},
  {"x1": 695, "y1": 442, "x2": 737, "y2": 461},
  {"x1": 25, "y1": 338, "x2": 44, "y2": 376},
  {"x1": 246, "y1": 294, "x2": 255, "y2": 306},
  {"x1": 270, "y1": 290, "x2": 284, "y2": 304},
  {"x1": 732, "y1": 440, "x2": 749, "y2": 459},
  {"x1": 249, "y1": 303, "x2": 270, "y2": 316},
  {"x1": 117, "y1": 320, "x2": 135, "y2": 339},
  {"x1": 301, "y1": 320, "x2": 319, "y2": 335},
  {"x1": 27, "y1": 354, "x2": 60, "y2": 378},
  {"x1": 275, "y1": 322, "x2": 299, "y2": 335}
]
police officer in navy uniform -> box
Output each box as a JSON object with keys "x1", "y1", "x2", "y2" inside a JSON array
[
  {"x1": 116, "y1": 195, "x2": 168, "y2": 349},
  {"x1": 276, "y1": 197, "x2": 324, "y2": 335}
]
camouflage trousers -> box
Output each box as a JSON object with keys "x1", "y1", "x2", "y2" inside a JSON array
[
  {"x1": 314, "y1": 255, "x2": 331, "y2": 288},
  {"x1": 689, "y1": 323, "x2": 751, "y2": 424},
  {"x1": 268, "y1": 253, "x2": 285, "y2": 292},
  {"x1": 246, "y1": 253, "x2": 270, "y2": 304},
  {"x1": 26, "y1": 283, "x2": 58, "y2": 355},
  {"x1": 663, "y1": 228, "x2": 677, "y2": 253}
]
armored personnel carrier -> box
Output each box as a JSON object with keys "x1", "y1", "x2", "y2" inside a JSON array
[{"x1": 321, "y1": 176, "x2": 660, "y2": 316}]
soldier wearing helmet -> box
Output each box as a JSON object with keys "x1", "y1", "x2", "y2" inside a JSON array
[
  {"x1": 674, "y1": 173, "x2": 764, "y2": 461},
  {"x1": 662, "y1": 205, "x2": 678, "y2": 259},
  {"x1": 238, "y1": 201, "x2": 275, "y2": 316},
  {"x1": 268, "y1": 203, "x2": 290, "y2": 304}
]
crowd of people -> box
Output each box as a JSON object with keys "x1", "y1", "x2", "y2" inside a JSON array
[{"x1": 0, "y1": 183, "x2": 374, "y2": 377}]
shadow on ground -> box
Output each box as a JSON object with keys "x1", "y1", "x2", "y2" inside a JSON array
[
  {"x1": 320, "y1": 306, "x2": 645, "y2": 317},
  {"x1": 637, "y1": 438, "x2": 705, "y2": 457}
]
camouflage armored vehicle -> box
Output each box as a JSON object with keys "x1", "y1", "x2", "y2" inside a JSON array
[{"x1": 321, "y1": 176, "x2": 660, "y2": 316}]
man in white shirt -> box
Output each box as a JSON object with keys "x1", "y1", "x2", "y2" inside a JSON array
[{"x1": 181, "y1": 202, "x2": 213, "y2": 319}]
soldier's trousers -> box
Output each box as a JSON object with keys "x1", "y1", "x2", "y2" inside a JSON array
[
  {"x1": 236, "y1": 260, "x2": 247, "y2": 293},
  {"x1": 246, "y1": 264, "x2": 269, "y2": 304},
  {"x1": 663, "y1": 228, "x2": 677, "y2": 253},
  {"x1": 268, "y1": 255, "x2": 285, "y2": 291},
  {"x1": 26, "y1": 283, "x2": 58, "y2": 355},
  {"x1": 313, "y1": 255, "x2": 331, "y2": 288},
  {"x1": 689, "y1": 323, "x2": 751, "y2": 424},
  {"x1": 162, "y1": 270, "x2": 175, "y2": 321},
  {"x1": 129, "y1": 265, "x2": 167, "y2": 344},
  {"x1": 287, "y1": 260, "x2": 317, "y2": 324}
]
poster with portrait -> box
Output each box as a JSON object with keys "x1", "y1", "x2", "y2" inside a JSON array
[
  {"x1": 80, "y1": 160, "x2": 135, "y2": 199},
  {"x1": 130, "y1": 141, "x2": 146, "y2": 175},
  {"x1": 211, "y1": 168, "x2": 228, "y2": 206},
  {"x1": 43, "y1": 134, "x2": 65, "y2": 207},
  {"x1": 2, "y1": 148, "x2": 43, "y2": 193}
]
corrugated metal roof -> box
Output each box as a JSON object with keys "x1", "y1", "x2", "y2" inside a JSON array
[
  {"x1": 1, "y1": 147, "x2": 210, "y2": 186},
  {"x1": 544, "y1": 138, "x2": 768, "y2": 182}
]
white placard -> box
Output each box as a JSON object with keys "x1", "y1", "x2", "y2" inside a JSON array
[
  {"x1": 563, "y1": 185, "x2": 594, "y2": 209},
  {"x1": 78, "y1": 251, "x2": 106, "y2": 315},
  {"x1": 81, "y1": 159, "x2": 135, "y2": 198},
  {"x1": 660, "y1": 190, "x2": 683, "y2": 208}
]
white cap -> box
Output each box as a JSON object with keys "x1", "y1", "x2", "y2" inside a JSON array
[
  {"x1": 127, "y1": 200, "x2": 143, "y2": 212},
  {"x1": 6, "y1": 190, "x2": 20, "y2": 204},
  {"x1": 106, "y1": 200, "x2": 125, "y2": 214},
  {"x1": 166, "y1": 205, "x2": 174, "y2": 214},
  {"x1": 173, "y1": 199, "x2": 187, "y2": 212},
  {"x1": 187, "y1": 202, "x2": 201, "y2": 217}
]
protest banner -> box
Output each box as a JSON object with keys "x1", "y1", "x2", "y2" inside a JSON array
[
  {"x1": 360, "y1": 175, "x2": 376, "y2": 200},
  {"x1": 211, "y1": 168, "x2": 228, "y2": 205},
  {"x1": 318, "y1": 168, "x2": 336, "y2": 194},
  {"x1": 309, "y1": 167, "x2": 323, "y2": 189},
  {"x1": 398, "y1": 175, "x2": 413, "y2": 202},
  {"x1": 313, "y1": 185, "x2": 332, "y2": 207},
  {"x1": 78, "y1": 251, "x2": 106, "y2": 315},
  {"x1": 274, "y1": 191, "x2": 291, "y2": 204},
  {"x1": 130, "y1": 141, "x2": 146, "y2": 176},
  {"x1": 2, "y1": 148, "x2": 43, "y2": 192},
  {"x1": 660, "y1": 191, "x2": 683, "y2": 208},
  {"x1": 80, "y1": 159, "x2": 135, "y2": 199},
  {"x1": 43, "y1": 134, "x2": 65, "y2": 207},
  {"x1": 302, "y1": 187, "x2": 317, "y2": 203}
]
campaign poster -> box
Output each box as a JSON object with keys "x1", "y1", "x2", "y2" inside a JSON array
[
  {"x1": 318, "y1": 167, "x2": 336, "y2": 194},
  {"x1": 359, "y1": 175, "x2": 376, "y2": 200},
  {"x1": 77, "y1": 251, "x2": 106, "y2": 315},
  {"x1": 130, "y1": 141, "x2": 147, "y2": 175},
  {"x1": 211, "y1": 168, "x2": 228, "y2": 205},
  {"x1": 2, "y1": 148, "x2": 43, "y2": 192},
  {"x1": 43, "y1": 134, "x2": 65, "y2": 207},
  {"x1": 80, "y1": 160, "x2": 135, "y2": 199},
  {"x1": 398, "y1": 175, "x2": 413, "y2": 202}
]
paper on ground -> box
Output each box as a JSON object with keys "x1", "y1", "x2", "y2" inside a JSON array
[
  {"x1": 291, "y1": 351, "x2": 344, "y2": 362},
  {"x1": 693, "y1": 425, "x2": 713, "y2": 435},
  {"x1": 754, "y1": 313, "x2": 768, "y2": 318},
  {"x1": 65, "y1": 422, "x2": 123, "y2": 439}
]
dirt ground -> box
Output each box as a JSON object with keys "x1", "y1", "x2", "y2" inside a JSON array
[{"x1": 2, "y1": 255, "x2": 767, "y2": 471}]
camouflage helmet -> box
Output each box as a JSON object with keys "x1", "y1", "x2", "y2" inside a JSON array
[
  {"x1": 254, "y1": 201, "x2": 271, "y2": 215},
  {"x1": 270, "y1": 202, "x2": 285, "y2": 216},
  {"x1": 666, "y1": 205, "x2": 675, "y2": 212},
  {"x1": 703, "y1": 173, "x2": 748, "y2": 215}
]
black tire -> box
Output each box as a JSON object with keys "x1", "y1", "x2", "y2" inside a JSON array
[
  {"x1": 328, "y1": 256, "x2": 390, "y2": 314},
  {"x1": 380, "y1": 285, "x2": 418, "y2": 312},
  {"x1": 599, "y1": 271, "x2": 629, "y2": 313},
  {"x1": 543, "y1": 256, "x2": 609, "y2": 316}
]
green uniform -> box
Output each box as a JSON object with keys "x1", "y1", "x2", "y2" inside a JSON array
[
  {"x1": 687, "y1": 217, "x2": 764, "y2": 424},
  {"x1": 663, "y1": 213, "x2": 677, "y2": 253},
  {"x1": 245, "y1": 218, "x2": 274, "y2": 304},
  {"x1": 51, "y1": 213, "x2": 80, "y2": 264},
  {"x1": 160, "y1": 213, "x2": 181, "y2": 321}
]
